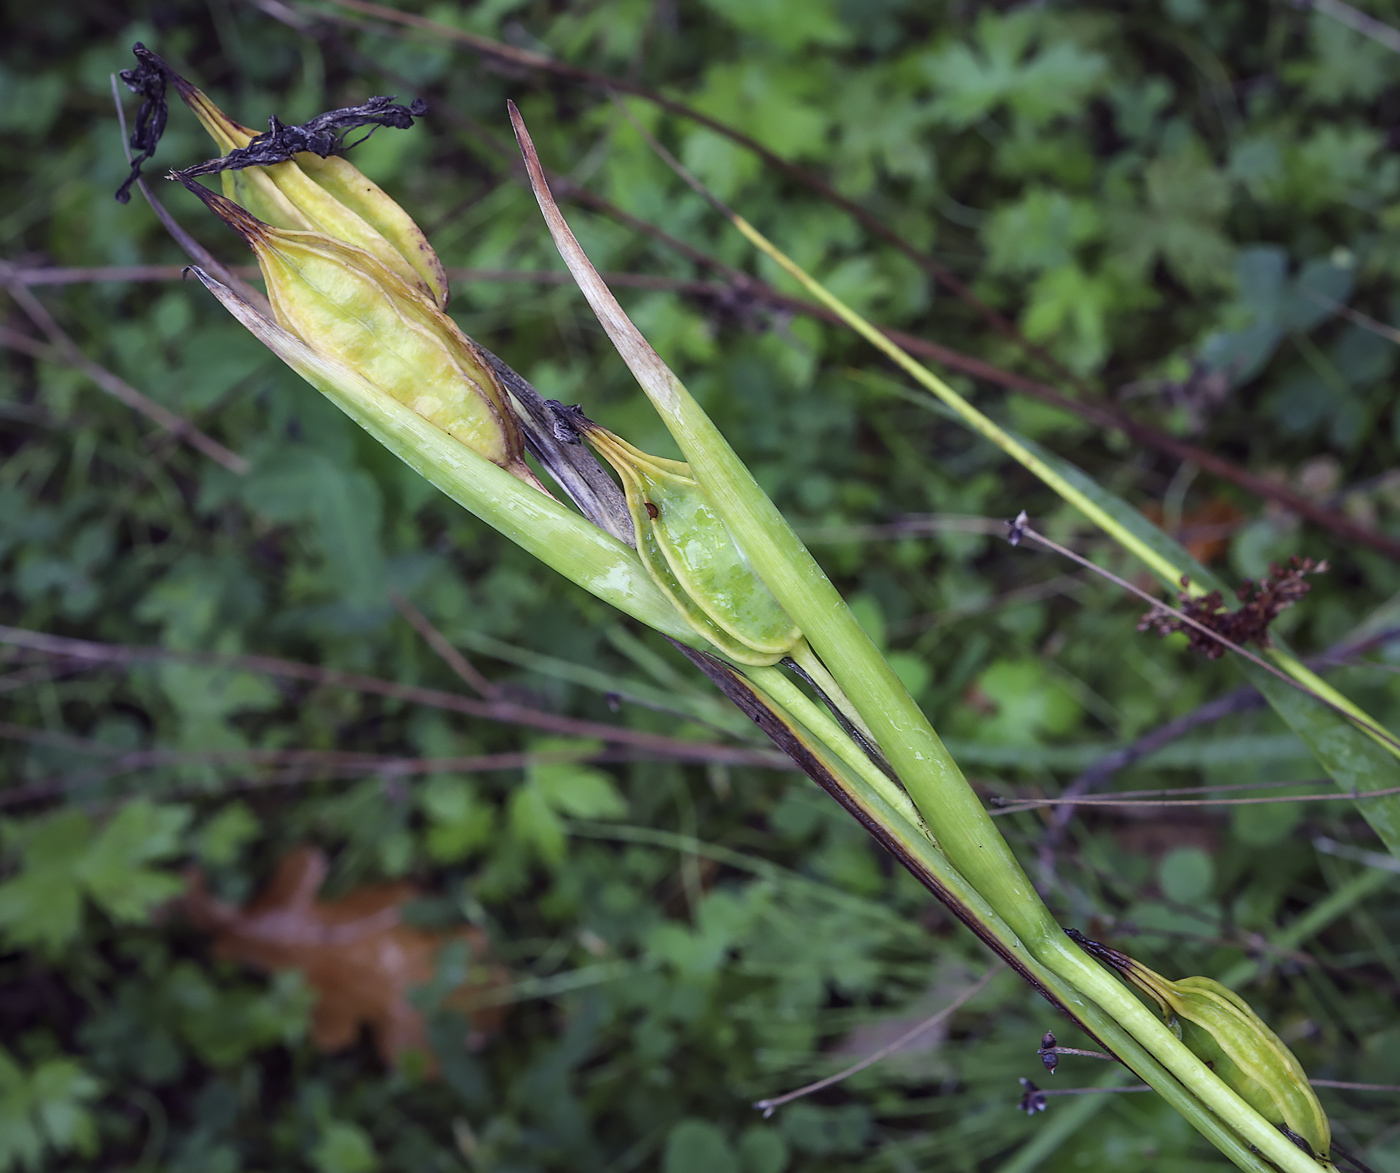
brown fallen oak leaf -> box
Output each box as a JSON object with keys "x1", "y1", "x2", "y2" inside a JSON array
[{"x1": 184, "y1": 845, "x2": 508, "y2": 1069}]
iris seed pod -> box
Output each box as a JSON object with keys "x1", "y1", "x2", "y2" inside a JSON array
[
  {"x1": 166, "y1": 65, "x2": 449, "y2": 308},
  {"x1": 586, "y1": 426, "x2": 802, "y2": 666},
  {"x1": 183, "y1": 180, "x2": 537, "y2": 488},
  {"x1": 1074, "y1": 934, "x2": 1333, "y2": 1166}
]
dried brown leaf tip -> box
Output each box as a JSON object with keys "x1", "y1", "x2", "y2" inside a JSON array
[{"x1": 1138, "y1": 557, "x2": 1330, "y2": 659}]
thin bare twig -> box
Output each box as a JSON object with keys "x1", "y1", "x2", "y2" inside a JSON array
[
  {"x1": 1012, "y1": 522, "x2": 1400, "y2": 755},
  {"x1": 992, "y1": 782, "x2": 1400, "y2": 815},
  {"x1": 0, "y1": 625, "x2": 785, "y2": 774},
  {"x1": 1313, "y1": 835, "x2": 1400, "y2": 875},
  {"x1": 753, "y1": 965, "x2": 1003, "y2": 1116},
  {"x1": 389, "y1": 591, "x2": 499, "y2": 700},
  {"x1": 0, "y1": 278, "x2": 249, "y2": 474},
  {"x1": 0, "y1": 745, "x2": 682, "y2": 808},
  {"x1": 1304, "y1": 0, "x2": 1400, "y2": 54},
  {"x1": 1305, "y1": 288, "x2": 1400, "y2": 345},
  {"x1": 1036, "y1": 625, "x2": 1400, "y2": 884}
]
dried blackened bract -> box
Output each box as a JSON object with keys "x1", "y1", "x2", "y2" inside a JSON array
[
  {"x1": 114, "y1": 42, "x2": 170, "y2": 202},
  {"x1": 1138, "y1": 556, "x2": 1330, "y2": 660},
  {"x1": 176, "y1": 96, "x2": 429, "y2": 179},
  {"x1": 115, "y1": 41, "x2": 428, "y2": 200}
]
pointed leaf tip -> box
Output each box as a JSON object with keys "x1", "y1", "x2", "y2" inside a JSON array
[{"x1": 507, "y1": 103, "x2": 682, "y2": 414}]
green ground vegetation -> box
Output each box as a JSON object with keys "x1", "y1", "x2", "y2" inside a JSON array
[{"x1": 2, "y1": 1, "x2": 1400, "y2": 1170}]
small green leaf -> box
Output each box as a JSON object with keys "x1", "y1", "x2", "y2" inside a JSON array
[
  {"x1": 508, "y1": 784, "x2": 567, "y2": 866},
  {"x1": 0, "y1": 1048, "x2": 100, "y2": 1173},
  {"x1": 77, "y1": 800, "x2": 192, "y2": 923},
  {"x1": 0, "y1": 811, "x2": 91, "y2": 954},
  {"x1": 312, "y1": 1121, "x2": 379, "y2": 1173},
  {"x1": 195, "y1": 802, "x2": 259, "y2": 867},
  {"x1": 29, "y1": 1060, "x2": 100, "y2": 1157},
  {"x1": 533, "y1": 760, "x2": 628, "y2": 821},
  {"x1": 663, "y1": 1119, "x2": 741, "y2": 1173},
  {"x1": 420, "y1": 776, "x2": 495, "y2": 862},
  {"x1": 1159, "y1": 847, "x2": 1215, "y2": 905}
]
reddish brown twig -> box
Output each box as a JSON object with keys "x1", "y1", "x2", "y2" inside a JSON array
[
  {"x1": 0, "y1": 625, "x2": 786, "y2": 776},
  {"x1": 389, "y1": 591, "x2": 499, "y2": 700},
  {"x1": 18, "y1": 252, "x2": 1400, "y2": 559},
  {"x1": 0, "y1": 266, "x2": 249, "y2": 474}
]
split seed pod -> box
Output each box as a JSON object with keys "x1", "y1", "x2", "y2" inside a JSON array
[
  {"x1": 586, "y1": 425, "x2": 801, "y2": 666},
  {"x1": 1075, "y1": 934, "x2": 1332, "y2": 1166},
  {"x1": 183, "y1": 179, "x2": 537, "y2": 488},
  {"x1": 163, "y1": 59, "x2": 448, "y2": 309}
]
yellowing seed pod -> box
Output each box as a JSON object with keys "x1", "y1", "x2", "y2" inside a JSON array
[
  {"x1": 184, "y1": 180, "x2": 537, "y2": 488},
  {"x1": 1073, "y1": 934, "x2": 1333, "y2": 1167},
  {"x1": 164, "y1": 61, "x2": 449, "y2": 309},
  {"x1": 585, "y1": 426, "x2": 802, "y2": 666}
]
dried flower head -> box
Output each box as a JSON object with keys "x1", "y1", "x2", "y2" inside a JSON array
[{"x1": 1138, "y1": 557, "x2": 1330, "y2": 659}]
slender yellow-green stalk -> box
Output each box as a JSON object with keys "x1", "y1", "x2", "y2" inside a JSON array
[{"x1": 696, "y1": 185, "x2": 1400, "y2": 788}]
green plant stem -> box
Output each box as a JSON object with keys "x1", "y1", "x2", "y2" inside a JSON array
[
  {"x1": 730, "y1": 668, "x2": 1284, "y2": 1173},
  {"x1": 513, "y1": 112, "x2": 1331, "y2": 1169},
  {"x1": 745, "y1": 661, "x2": 928, "y2": 838},
  {"x1": 787, "y1": 639, "x2": 878, "y2": 746}
]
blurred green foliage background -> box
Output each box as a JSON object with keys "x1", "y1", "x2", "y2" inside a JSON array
[{"x1": 3, "y1": 1, "x2": 1400, "y2": 1169}]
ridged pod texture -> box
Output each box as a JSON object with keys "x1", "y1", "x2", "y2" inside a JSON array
[
  {"x1": 1121, "y1": 960, "x2": 1333, "y2": 1166},
  {"x1": 172, "y1": 75, "x2": 449, "y2": 309},
  {"x1": 586, "y1": 426, "x2": 801, "y2": 666},
  {"x1": 186, "y1": 183, "x2": 534, "y2": 486}
]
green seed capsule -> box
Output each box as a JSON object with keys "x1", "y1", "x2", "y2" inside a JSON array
[
  {"x1": 184, "y1": 181, "x2": 537, "y2": 488},
  {"x1": 586, "y1": 427, "x2": 802, "y2": 666},
  {"x1": 1074, "y1": 934, "x2": 1333, "y2": 1166},
  {"x1": 169, "y1": 67, "x2": 449, "y2": 309}
]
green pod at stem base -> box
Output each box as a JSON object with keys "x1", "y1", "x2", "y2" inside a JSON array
[
  {"x1": 586, "y1": 425, "x2": 802, "y2": 667},
  {"x1": 1071, "y1": 932, "x2": 1333, "y2": 1168}
]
